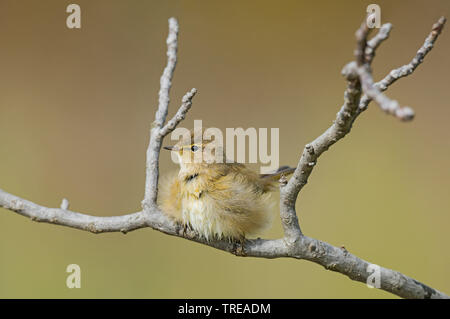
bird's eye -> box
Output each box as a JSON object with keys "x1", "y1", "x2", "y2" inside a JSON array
[{"x1": 191, "y1": 145, "x2": 199, "y2": 152}]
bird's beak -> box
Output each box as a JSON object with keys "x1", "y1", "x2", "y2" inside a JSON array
[{"x1": 163, "y1": 146, "x2": 175, "y2": 151}]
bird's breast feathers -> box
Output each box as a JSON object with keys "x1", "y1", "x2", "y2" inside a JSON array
[
  {"x1": 181, "y1": 194, "x2": 226, "y2": 240},
  {"x1": 161, "y1": 169, "x2": 274, "y2": 240},
  {"x1": 179, "y1": 178, "x2": 228, "y2": 240}
]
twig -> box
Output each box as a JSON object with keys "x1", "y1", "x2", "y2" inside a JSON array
[
  {"x1": 142, "y1": 18, "x2": 197, "y2": 211},
  {"x1": 365, "y1": 23, "x2": 392, "y2": 64},
  {"x1": 60, "y1": 198, "x2": 70, "y2": 210},
  {"x1": 159, "y1": 88, "x2": 197, "y2": 137},
  {"x1": 355, "y1": 21, "x2": 414, "y2": 121},
  {"x1": 359, "y1": 16, "x2": 447, "y2": 111}
]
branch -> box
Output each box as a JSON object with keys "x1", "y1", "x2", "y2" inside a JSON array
[
  {"x1": 0, "y1": 187, "x2": 447, "y2": 298},
  {"x1": 142, "y1": 17, "x2": 178, "y2": 210},
  {"x1": 355, "y1": 22, "x2": 414, "y2": 121},
  {"x1": 359, "y1": 16, "x2": 447, "y2": 111},
  {"x1": 365, "y1": 23, "x2": 392, "y2": 64},
  {"x1": 142, "y1": 18, "x2": 196, "y2": 210},
  {"x1": 159, "y1": 88, "x2": 197, "y2": 137},
  {"x1": 0, "y1": 16, "x2": 448, "y2": 299}
]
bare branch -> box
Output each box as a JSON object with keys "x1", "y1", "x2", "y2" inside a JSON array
[
  {"x1": 0, "y1": 187, "x2": 447, "y2": 299},
  {"x1": 142, "y1": 17, "x2": 182, "y2": 210},
  {"x1": 0, "y1": 189, "x2": 150, "y2": 234},
  {"x1": 154, "y1": 17, "x2": 179, "y2": 129},
  {"x1": 355, "y1": 21, "x2": 414, "y2": 121},
  {"x1": 365, "y1": 23, "x2": 392, "y2": 64},
  {"x1": 280, "y1": 21, "x2": 397, "y2": 223},
  {"x1": 360, "y1": 16, "x2": 447, "y2": 111},
  {"x1": 279, "y1": 16, "x2": 447, "y2": 297},
  {"x1": 159, "y1": 88, "x2": 197, "y2": 138},
  {"x1": 280, "y1": 59, "x2": 363, "y2": 242},
  {"x1": 358, "y1": 64, "x2": 415, "y2": 121},
  {"x1": 0, "y1": 16, "x2": 448, "y2": 299}
]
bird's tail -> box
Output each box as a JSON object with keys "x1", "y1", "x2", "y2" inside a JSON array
[{"x1": 260, "y1": 165, "x2": 296, "y2": 180}]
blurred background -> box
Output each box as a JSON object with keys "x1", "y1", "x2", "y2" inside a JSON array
[{"x1": 0, "y1": 0, "x2": 449, "y2": 298}]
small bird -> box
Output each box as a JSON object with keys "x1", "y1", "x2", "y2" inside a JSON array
[{"x1": 159, "y1": 129, "x2": 295, "y2": 242}]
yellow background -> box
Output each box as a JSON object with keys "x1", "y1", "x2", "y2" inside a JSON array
[{"x1": 0, "y1": 0, "x2": 449, "y2": 298}]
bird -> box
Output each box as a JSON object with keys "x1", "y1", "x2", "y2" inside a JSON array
[{"x1": 159, "y1": 128, "x2": 295, "y2": 243}]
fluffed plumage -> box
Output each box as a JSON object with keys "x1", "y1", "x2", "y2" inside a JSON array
[{"x1": 159, "y1": 129, "x2": 294, "y2": 241}]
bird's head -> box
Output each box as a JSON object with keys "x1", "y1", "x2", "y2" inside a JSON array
[{"x1": 163, "y1": 128, "x2": 226, "y2": 173}]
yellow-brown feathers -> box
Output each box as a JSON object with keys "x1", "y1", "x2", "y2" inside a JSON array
[{"x1": 159, "y1": 129, "x2": 294, "y2": 241}]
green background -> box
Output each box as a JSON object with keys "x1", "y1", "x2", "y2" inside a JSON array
[{"x1": 0, "y1": 0, "x2": 449, "y2": 298}]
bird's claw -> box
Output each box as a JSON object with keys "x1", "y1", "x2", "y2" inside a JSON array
[{"x1": 233, "y1": 237, "x2": 246, "y2": 256}]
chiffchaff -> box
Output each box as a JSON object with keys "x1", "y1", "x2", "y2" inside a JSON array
[{"x1": 159, "y1": 129, "x2": 294, "y2": 242}]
